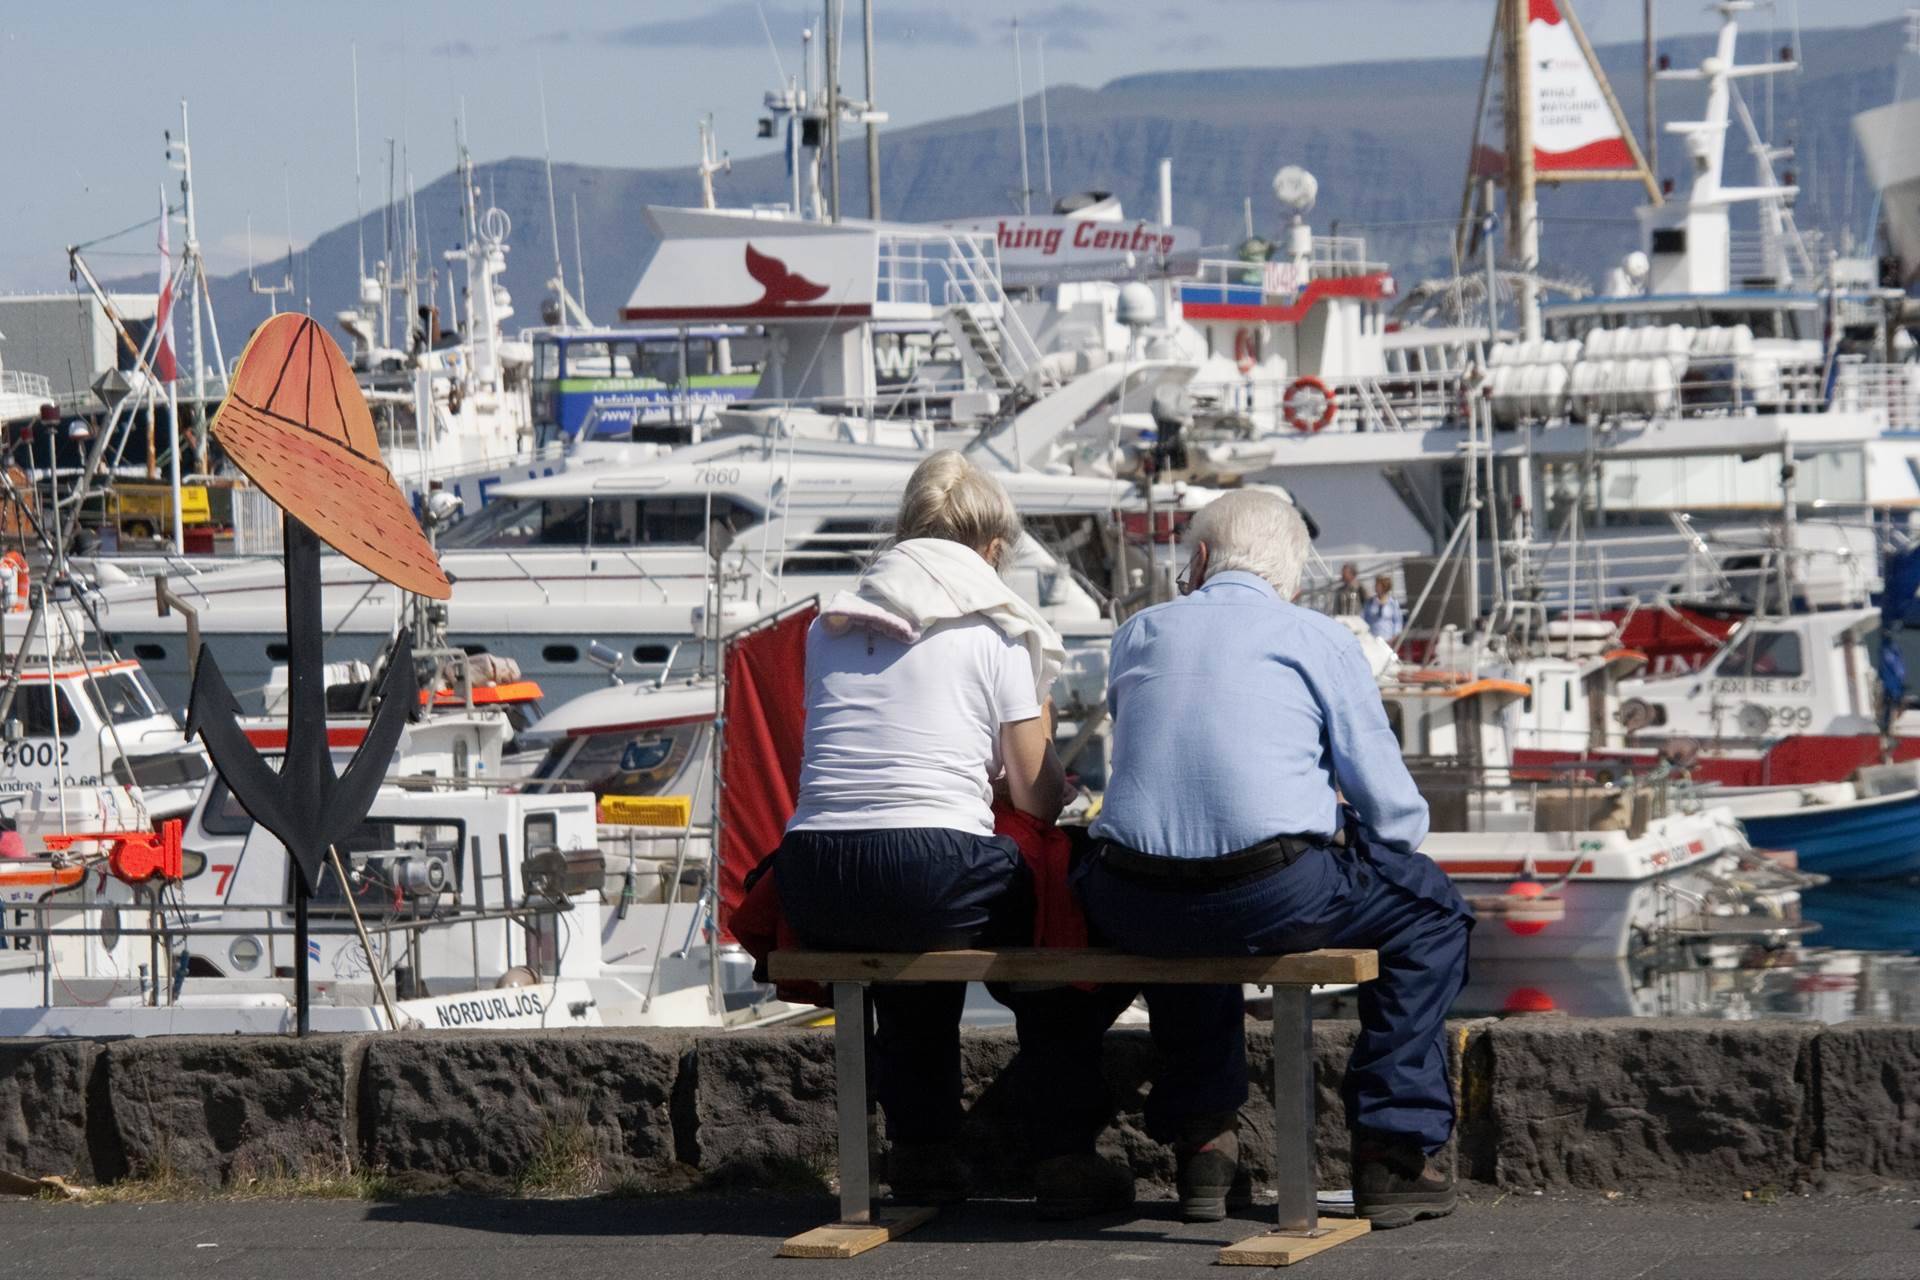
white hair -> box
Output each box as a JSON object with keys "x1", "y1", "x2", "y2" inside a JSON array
[{"x1": 1185, "y1": 489, "x2": 1310, "y2": 597}]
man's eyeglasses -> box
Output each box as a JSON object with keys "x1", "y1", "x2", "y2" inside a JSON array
[{"x1": 1176, "y1": 552, "x2": 1201, "y2": 596}]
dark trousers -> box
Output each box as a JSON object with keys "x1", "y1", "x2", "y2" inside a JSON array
[
  {"x1": 1075, "y1": 839, "x2": 1472, "y2": 1153},
  {"x1": 774, "y1": 826, "x2": 1129, "y2": 1157}
]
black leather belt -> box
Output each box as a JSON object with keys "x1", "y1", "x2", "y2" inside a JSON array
[{"x1": 1095, "y1": 830, "x2": 1336, "y2": 888}]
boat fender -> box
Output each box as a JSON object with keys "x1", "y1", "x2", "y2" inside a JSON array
[
  {"x1": 1281, "y1": 376, "x2": 1335, "y2": 432},
  {"x1": 0, "y1": 551, "x2": 26, "y2": 613}
]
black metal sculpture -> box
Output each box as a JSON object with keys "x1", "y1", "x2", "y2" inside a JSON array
[{"x1": 183, "y1": 314, "x2": 452, "y2": 1035}]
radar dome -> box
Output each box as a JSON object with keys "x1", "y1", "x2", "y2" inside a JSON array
[
  {"x1": 1116, "y1": 282, "x2": 1157, "y2": 328},
  {"x1": 1272, "y1": 165, "x2": 1318, "y2": 215}
]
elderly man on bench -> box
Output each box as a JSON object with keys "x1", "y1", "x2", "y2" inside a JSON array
[{"x1": 1078, "y1": 488, "x2": 1474, "y2": 1228}]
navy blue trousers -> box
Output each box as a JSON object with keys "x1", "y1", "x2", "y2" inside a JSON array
[
  {"x1": 1075, "y1": 835, "x2": 1473, "y2": 1153},
  {"x1": 774, "y1": 826, "x2": 1131, "y2": 1157}
]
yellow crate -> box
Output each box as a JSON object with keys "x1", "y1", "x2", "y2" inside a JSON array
[{"x1": 598, "y1": 794, "x2": 694, "y2": 827}]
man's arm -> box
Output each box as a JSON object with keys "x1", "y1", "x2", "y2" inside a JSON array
[{"x1": 1319, "y1": 637, "x2": 1429, "y2": 852}]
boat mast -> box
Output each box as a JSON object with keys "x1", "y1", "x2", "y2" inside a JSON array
[
  {"x1": 1502, "y1": 0, "x2": 1541, "y2": 342},
  {"x1": 166, "y1": 101, "x2": 209, "y2": 471},
  {"x1": 1644, "y1": 0, "x2": 1658, "y2": 176},
  {"x1": 1013, "y1": 17, "x2": 1032, "y2": 215},
  {"x1": 862, "y1": 0, "x2": 881, "y2": 218},
  {"x1": 823, "y1": 0, "x2": 841, "y2": 222}
]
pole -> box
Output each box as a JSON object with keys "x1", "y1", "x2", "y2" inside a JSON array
[
  {"x1": 178, "y1": 102, "x2": 210, "y2": 473},
  {"x1": 1482, "y1": 182, "x2": 1501, "y2": 345},
  {"x1": 1013, "y1": 18, "x2": 1032, "y2": 215},
  {"x1": 293, "y1": 874, "x2": 311, "y2": 1036},
  {"x1": 1037, "y1": 35, "x2": 1054, "y2": 210},
  {"x1": 1502, "y1": 0, "x2": 1541, "y2": 341},
  {"x1": 862, "y1": 0, "x2": 880, "y2": 219},
  {"x1": 1643, "y1": 0, "x2": 1658, "y2": 178},
  {"x1": 823, "y1": 0, "x2": 841, "y2": 222},
  {"x1": 167, "y1": 382, "x2": 185, "y2": 555}
]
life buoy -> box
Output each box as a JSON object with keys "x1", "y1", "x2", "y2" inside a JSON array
[
  {"x1": 1233, "y1": 328, "x2": 1259, "y2": 376},
  {"x1": 0, "y1": 551, "x2": 27, "y2": 613},
  {"x1": 1282, "y1": 376, "x2": 1336, "y2": 432}
]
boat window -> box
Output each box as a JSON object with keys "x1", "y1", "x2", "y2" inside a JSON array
[
  {"x1": 525, "y1": 812, "x2": 558, "y2": 856},
  {"x1": 200, "y1": 777, "x2": 255, "y2": 836},
  {"x1": 439, "y1": 496, "x2": 591, "y2": 549},
  {"x1": 587, "y1": 497, "x2": 753, "y2": 549},
  {"x1": 534, "y1": 724, "x2": 703, "y2": 800},
  {"x1": 84, "y1": 671, "x2": 161, "y2": 725},
  {"x1": 10, "y1": 686, "x2": 79, "y2": 737},
  {"x1": 1716, "y1": 630, "x2": 1804, "y2": 679},
  {"x1": 302, "y1": 819, "x2": 465, "y2": 918},
  {"x1": 534, "y1": 338, "x2": 561, "y2": 381},
  {"x1": 112, "y1": 749, "x2": 210, "y2": 791}
]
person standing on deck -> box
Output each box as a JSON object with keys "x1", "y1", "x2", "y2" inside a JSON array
[
  {"x1": 1362, "y1": 573, "x2": 1404, "y2": 642},
  {"x1": 1077, "y1": 489, "x2": 1472, "y2": 1228},
  {"x1": 1332, "y1": 562, "x2": 1365, "y2": 616}
]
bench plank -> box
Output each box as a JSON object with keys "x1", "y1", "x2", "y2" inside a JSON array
[{"x1": 769, "y1": 947, "x2": 1378, "y2": 986}]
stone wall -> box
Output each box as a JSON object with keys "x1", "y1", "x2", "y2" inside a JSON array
[{"x1": 0, "y1": 1019, "x2": 1913, "y2": 1194}]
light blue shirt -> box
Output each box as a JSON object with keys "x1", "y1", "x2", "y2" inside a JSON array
[
  {"x1": 1091, "y1": 571, "x2": 1429, "y2": 859},
  {"x1": 1362, "y1": 594, "x2": 1404, "y2": 641}
]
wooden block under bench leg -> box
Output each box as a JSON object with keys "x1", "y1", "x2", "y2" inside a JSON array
[
  {"x1": 1217, "y1": 1219, "x2": 1371, "y2": 1266},
  {"x1": 778, "y1": 1206, "x2": 940, "y2": 1259}
]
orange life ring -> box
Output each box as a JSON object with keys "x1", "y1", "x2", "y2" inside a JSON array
[
  {"x1": 1233, "y1": 328, "x2": 1259, "y2": 376},
  {"x1": 0, "y1": 551, "x2": 27, "y2": 613},
  {"x1": 1282, "y1": 376, "x2": 1336, "y2": 432}
]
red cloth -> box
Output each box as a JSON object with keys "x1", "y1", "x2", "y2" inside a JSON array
[
  {"x1": 716, "y1": 606, "x2": 816, "y2": 940},
  {"x1": 733, "y1": 805, "x2": 1093, "y2": 1006}
]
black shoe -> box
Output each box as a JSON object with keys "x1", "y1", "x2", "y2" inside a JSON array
[
  {"x1": 885, "y1": 1140, "x2": 970, "y2": 1205},
  {"x1": 1034, "y1": 1152, "x2": 1135, "y2": 1221},
  {"x1": 1351, "y1": 1134, "x2": 1455, "y2": 1229},
  {"x1": 1173, "y1": 1115, "x2": 1241, "y2": 1223}
]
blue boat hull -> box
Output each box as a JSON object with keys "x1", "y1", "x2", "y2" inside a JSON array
[{"x1": 1742, "y1": 792, "x2": 1920, "y2": 880}]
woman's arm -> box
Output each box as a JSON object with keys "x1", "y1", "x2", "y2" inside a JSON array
[{"x1": 1001, "y1": 700, "x2": 1068, "y2": 823}]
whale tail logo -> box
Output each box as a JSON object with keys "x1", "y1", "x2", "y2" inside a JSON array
[{"x1": 745, "y1": 243, "x2": 830, "y2": 306}]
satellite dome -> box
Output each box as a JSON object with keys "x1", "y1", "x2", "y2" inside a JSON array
[
  {"x1": 1116, "y1": 282, "x2": 1157, "y2": 328},
  {"x1": 1272, "y1": 165, "x2": 1318, "y2": 214}
]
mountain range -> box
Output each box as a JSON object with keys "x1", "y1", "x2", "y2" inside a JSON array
[{"x1": 152, "y1": 12, "x2": 1910, "y2": 343}]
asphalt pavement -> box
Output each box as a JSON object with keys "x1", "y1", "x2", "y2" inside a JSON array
[{"x1": 3, "y1": 1187, "x2": 1917, "y2": 1280}]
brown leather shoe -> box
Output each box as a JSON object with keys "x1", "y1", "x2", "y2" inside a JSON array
[
  {"x1": 1351, "y1": 1133, "x2": 1455, "y2": 1228},
  {"x1": 1173, "y1": 1114, "x2": 1241, "y2": 1222},
  {"x1": 1034, "y1": 1152, "x2": 1135, "y2": 1221}
]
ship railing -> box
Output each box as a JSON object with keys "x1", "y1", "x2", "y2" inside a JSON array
[
  {"x1": 1401, "y1": 757, "x2": 1670, "y2": 839},
  {"x1": 1183, "y1": 245, "x2": 1390, "y2": 291},
  {"x1": 1187, "y1": 369, "x2": 1460, "y2": 434},
  {"x1": 1507, "y1": 524, "x2": 1878, "y2": 616},
  {"x1": 1832, "y1": 361, "x2": 1920, "y2": 429},
  {"x1": 0, "y1": 370, "x2": 53, "y2": 398}
]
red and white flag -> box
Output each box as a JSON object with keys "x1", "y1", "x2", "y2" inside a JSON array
[{"x1": 154, "y1": 187, "x2": 178, "y2": 384}]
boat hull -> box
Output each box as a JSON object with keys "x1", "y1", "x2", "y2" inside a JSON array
[{"x1": 1739, "y1": 794, "x2": 1920, "y2": 880}]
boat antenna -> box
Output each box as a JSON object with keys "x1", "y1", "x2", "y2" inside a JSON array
[
  {"x1": 1036, "y1": 33, "x2": 1054, "y2": 210},
  {"x1": 755, "y1": 0, "x2": 789, "y2": 84},
  {"x1": 352, "y1": 42, "x2": 366, "y2": 281},
  {"x1": 538, "y1": 62, "x2": 570, "y2": 313},
  {"x1": 1012, "y1": 17, "x2": 1033, "y2": 215},
  {"x1": 571, "y1": 192, "x2": 588, "y2": 315}
]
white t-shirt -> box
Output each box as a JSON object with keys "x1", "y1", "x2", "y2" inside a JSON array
[{"x1": 786, "y1": 616, "x2": 1042, "y2": 836}]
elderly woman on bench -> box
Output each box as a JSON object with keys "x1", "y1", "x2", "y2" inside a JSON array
[
  {"x1": 771, "y1": 450, "x2": 1133, "y2": 1219},
  {"x1": 1081, "y1": 488, "x2": 1474, "y2": 1228}
]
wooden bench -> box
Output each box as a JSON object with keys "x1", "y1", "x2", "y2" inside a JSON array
[{"x1": 766, "y1": 947, "x2": 1380, "y2": 1266}]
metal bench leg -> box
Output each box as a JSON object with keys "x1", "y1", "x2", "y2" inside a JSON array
[
  {"x1": 1220, "y1": 987, "x2": 1370, "y2": 1264},
  {"x1": 778, "y1": 978, "x2": 937, "y2": 1258},
  {"x1": 1271, "y1": 986, "x2": 1317, "y2": 1234},
  {"x1": 834, "y1": 980, "x2": 872, "y2": 1225}
]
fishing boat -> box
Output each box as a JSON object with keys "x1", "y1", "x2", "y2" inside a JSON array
[{"x1": 1697, "y1": 761, "x2": 1920, "y2": 880}]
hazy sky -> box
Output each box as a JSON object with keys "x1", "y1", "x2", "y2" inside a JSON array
[{"x1": 1, "y1": 0, "x2": 1910, "y2": 291}]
